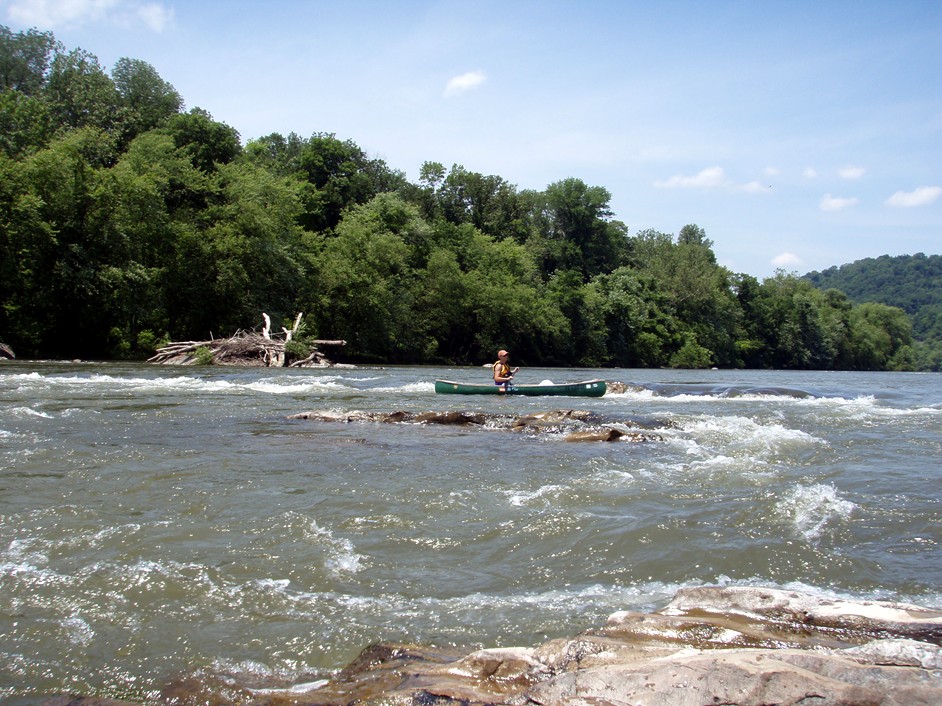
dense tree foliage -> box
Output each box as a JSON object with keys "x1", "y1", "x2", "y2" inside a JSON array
[
  {"x1": 0, "y1": 26, "x2": 935, "y2": 371},
  {"x1": 804, "y1": 254, "x2": 942, "y2": 370}
]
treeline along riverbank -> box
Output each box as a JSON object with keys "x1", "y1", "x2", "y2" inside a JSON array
[{"x1": 1, "y1": 26, "x2": 939, "y2": 370}]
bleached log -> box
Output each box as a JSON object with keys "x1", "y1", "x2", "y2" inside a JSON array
[{"x1": 262, "y1": 313, "x2": 272, "y2": 340}]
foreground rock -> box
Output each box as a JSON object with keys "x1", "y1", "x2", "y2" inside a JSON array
[
  {"x1": 49, "y1": 587, "x2": 942, "y2": 706},
  {"x1": 287, "y1": 408, "x2": 666, "y2": 442}
]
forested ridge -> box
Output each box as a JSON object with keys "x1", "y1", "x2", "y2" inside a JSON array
[
  {"x1": 1, "y1": 26, "x2": 939, "y2": 370},
  {"x1": 804, "y1": 254, "x2": 942, "y2": 345}
]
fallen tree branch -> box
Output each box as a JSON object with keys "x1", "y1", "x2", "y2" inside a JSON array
[{"x1": 148, "y1": 314, "x2": 346, "y2": 367}]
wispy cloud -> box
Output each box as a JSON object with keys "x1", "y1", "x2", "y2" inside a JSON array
[
  {"x1": 654, "y1": 166, "x2": 728, "y2": 189},
  {"x1": 820, "y1": 193, "x2": 859, "y2": 211},
  {"x1": 772, "y1": 252, "x2": 803, "y2": 268},
  {"x1": 6, "y1": 0, "x2": 173, "y2": 31},
  {"x1": 134, "y1": 2, "x2": 173, "y2": 31},
  {"x1": 654, "y1": 166, "x2": 772, "y2": 193},
  {"x1": 803, "y1": 167, "x2": 818, "y2": 179},
  {"x1": 444, "y1": 70, "x2": 486, "y2": 97},
  {"x1": 885, "y1": 185, "x2": 942, "y2": 208},
  {"x1": 838, "y1": 165, "x2": 866, "y2": 180}
]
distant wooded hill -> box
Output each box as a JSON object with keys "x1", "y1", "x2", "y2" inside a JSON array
[{"x1": 804, "y1": 254, "x2": 942, "y2": 342}]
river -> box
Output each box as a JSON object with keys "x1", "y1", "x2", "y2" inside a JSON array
[{"x1": 1, "y1": 362, "x2": 940, "y2": 703}]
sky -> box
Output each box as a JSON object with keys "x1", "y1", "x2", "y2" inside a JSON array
[{"x1": 2, "y1": 0, "x2": 941, "y2": 279}]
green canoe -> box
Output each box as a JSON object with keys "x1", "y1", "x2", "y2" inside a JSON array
[{"x1": 434, "y1": 379, "x2": 607, "y2": 397}]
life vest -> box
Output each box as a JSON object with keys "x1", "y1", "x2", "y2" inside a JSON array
[{"x1": 493, "y1": 361, "x2": 512, "y2": 380}]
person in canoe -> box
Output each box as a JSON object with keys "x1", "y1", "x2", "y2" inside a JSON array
[{"x1": 493, "y1": 349, "x2": 520, "y2": 389}]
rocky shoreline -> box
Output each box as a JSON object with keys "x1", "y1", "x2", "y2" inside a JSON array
[{"x1": 44, "y1": 586, "x2": 942, "y2": 706}]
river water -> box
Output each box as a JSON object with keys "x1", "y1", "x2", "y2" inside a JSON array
[{"x1": 1, "y1": 362, "x2": 940, "y2": 703}]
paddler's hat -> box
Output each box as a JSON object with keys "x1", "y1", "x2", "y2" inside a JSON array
[{"x1": 498, "y1": 349, "x2": 509, "y2": 357}]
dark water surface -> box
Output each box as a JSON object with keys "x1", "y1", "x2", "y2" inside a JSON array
[{"x1": 1, "y1": 363, "x2": 940, "y2": 703}]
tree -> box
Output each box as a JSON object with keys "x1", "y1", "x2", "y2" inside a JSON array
[
  {"x1": 305, "y1": 194, "x2": 418, "y2": 360},
  {"x1": 243, "y1": 131, "x2": 307, "y2": 177},
  {"x1": 0, "y1": 25, "x2": 59, "y2": 95},
  {"x1": 847, "y1": 302, "x2": 912, "y2": 370},
  {"x1": 627, "y1": 226, "x2": 737, "y2": 366},
  {"x1": 164, "y1": 160, "x2": 306, "y2": 340},
  {"x1": 530, "y1": 178, "x2": 629, "y2": 280},
  {"x1": 297, "y1": 133, "x2": 404, "y2": 233},
  {"x1": 432, "y1": 164, "x2": 531, "y2": 242},
  {"x1": 165, "y1": 108, "x2": 241, "y2": 173},
  {"x1": 111, "y1": 57, "x2": 182, "y2": 146},
  {"x1": 12, "y1": 128, "x2": 118, "y2": 356},
  {"x1": 0, "y1": 88, "x2": 52, "y2": 157},
  {"x1": 44, "y1": 48, "x2": 121, "y2": 139}
]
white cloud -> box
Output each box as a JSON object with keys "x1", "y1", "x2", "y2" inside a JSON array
[
  {"x1": 803, "y1": 167, "x2": 818, "y2": 179},
  {"x1": 838, "y1": 165, "x2": 866, "y2": 180},
  {"x1": 763, "y1": 166, "x2": 780, "y2": 176},
  {"x1": 654, "y1": 166, "x2": 728, "y2": 189},
  {"x1": 772, "y1": 252, "x2": 803, "y2": 268},
  {"x1": 444, "y1": 70, "x2": 486, "y2": 97},
  {"x1": 819, "y1": 193, "x2": 859, "y2": 211},
  {"x1": 739, "y1": 181, "x2": 769, "y2": 193},
  {"x1": 5, "y1": 0, "x2": 172, "y2": 31},
  {"x1": 885, "y1": 185, "x2": 942, "y2": 208},
  {"x1": 135, "y1": 2, "x2": 173, "y2": 32}
]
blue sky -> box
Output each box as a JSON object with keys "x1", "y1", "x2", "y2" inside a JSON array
[{"x1": 3, "y1": 0, "x2": 940, "y2": 279}]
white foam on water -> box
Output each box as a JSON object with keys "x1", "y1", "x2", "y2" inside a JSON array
[
  {"x1": 504, "y1": 484, "x2": 564, "y2": 507},
  {"x1": 776, "y1": 483, "x2": 857, "y2": 541},
  {"x1": 15, "y1": 372, "x2": 357, "y2": 396},
  {"x1": 7, "y1": 406, "x2": 53, "y2": 418},
  {"x1": 245, "y1": 381, "x2": 341, "y2": 394},
  {"x1": 305, "y1": 520, "x2": 363, "y2": 575},
  {"x1": 654, "y1": 414, "x2": 824, "y2": 477},
  {"x1": 61, "y1": 615, "x2": 95, "y2": 646},
  {"x1": 371, "y1": 381, "x2": 436, "y2": 393}
]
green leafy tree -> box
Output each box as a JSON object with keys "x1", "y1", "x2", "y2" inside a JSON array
[
  {"x1": 296, "y1": 133, "x2": 405, "y2": 233},
  {"x1": 847, "y1": 302, "x2": 912, "y2": 370},
  {"x1": 0, "y1": 88, "x2": 52, "y2": 157},
  {"x1": 0, "y1": 152, "x2": 57, "y2": 353},
  {"x1": 44, "y1": 48, "x2": 121, "y2": 140},
  {"x1": 0, "y1": 25, "x2": 59, "y2": 95},
  {"x1": 165, "y1": 108, "x2": 241, "y2": 173},
  {"x1": 243, "y1": 131, "x2": 307, "y2": 177},
  {"x1": 111, "y1": 57, "x2": 182, "y2": 146},
  {"x1": 164, "y1": 160, "x2": 306, "y2": 339},
  {"x1": 104, "y1": 131, "x2": 212, "y2": 352},
  {"x1": 536, "y1": 178, "x2": 629, "y2": 280},
  {"x1": 628, "y1": 226, "x2": 737, "y2": 366},
  {"x1": 305, "y1": 194, "x2": 418, "y2": 360},
  {"x1": 12, "y1": 128, "x2": 120, "y2": 356},
  {"x1": 587, "y1": 267, "x2": 677, "y2": 367}
]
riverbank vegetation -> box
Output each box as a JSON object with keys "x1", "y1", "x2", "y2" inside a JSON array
[{"x1": 1, "y1": 26, "x2": 938, "y2": 370}]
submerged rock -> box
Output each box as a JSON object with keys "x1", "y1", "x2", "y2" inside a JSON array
[{"x1": 288, "y1": 408, "x2": 667, "y2": 441}]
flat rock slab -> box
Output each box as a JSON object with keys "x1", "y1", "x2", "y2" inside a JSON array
[{"x1": 48, "y1": 587, "x2": 942, "y2": 706}]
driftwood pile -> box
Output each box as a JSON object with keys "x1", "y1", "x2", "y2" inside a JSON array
[{"x1": 148, "y1": 313, "x2": 345, "y2": 367}]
